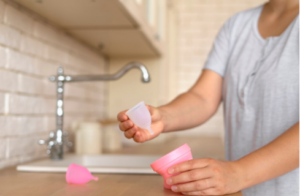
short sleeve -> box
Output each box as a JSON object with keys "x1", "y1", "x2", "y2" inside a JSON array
[{"x1": 203, "y1": 19, "x2": 232, "y2": 77}]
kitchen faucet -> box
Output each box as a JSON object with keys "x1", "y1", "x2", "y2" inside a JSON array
[{"x1": 38, "y1": 62, "x2": 151, "y2": 160}]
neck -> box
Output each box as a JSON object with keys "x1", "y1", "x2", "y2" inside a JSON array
[{"x1": 267, "y1": 0, "x2": 299, "y2": 13}]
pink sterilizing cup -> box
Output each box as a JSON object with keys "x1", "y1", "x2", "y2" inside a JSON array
[
  {"x1": 150, "y1": 143, "x2": 193, "y2": 189},
  {"x1": 66, "y1": 163, "x2": 98, "y2": 184}
]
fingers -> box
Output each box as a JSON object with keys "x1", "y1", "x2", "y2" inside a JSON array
[
  {"x1": 167, "y1": 168, "x2": 212, "y2": 185},
  {"x1": 124, "y1": 126, "x2": 137, "y2": 139},
  {"x1": 117, "y1": 110, "x2": 128, "y2": 122},
  {"x1": 169, "y1": 159, "x2": 239, "y2": 195},
  {"x1": 119, "y1": 120, "x2": 134, "y2": 132},
  {"x1": 170, "y1": 178, "x2": 214, "y2": 193},
  {"x1": 123, "y1": 127, "x2": 147, "y2": 143},
  {"x1": 168, "y1": 159, "x2": 211, "y2": 175},
  {"x1": 133, "y1": 130, "x2": 146, "y2": 143},
  {"x1": 117, "y1": 104, "x2": 159, "y2": 143},
  {"x1": 133, "y1": 131, "x2": 141, "y2": 142}
]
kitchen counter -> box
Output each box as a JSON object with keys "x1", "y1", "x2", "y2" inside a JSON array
[{"x1": 0, "y1": 137, "x2": 242, "y2": 196}]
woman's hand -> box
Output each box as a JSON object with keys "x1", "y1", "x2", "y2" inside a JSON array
[
  {"x1": 117, "y1": 105, "x2": 165, "y2": 143},
  {"x1": 166, "y1": 158, "x2": 244, "y2": 195}
]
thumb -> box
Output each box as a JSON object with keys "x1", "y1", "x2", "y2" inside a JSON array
[{"x1": 145, "y1": 104, "x2": 153, "y2": 115}]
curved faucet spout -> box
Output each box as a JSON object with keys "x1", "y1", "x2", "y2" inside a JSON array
[
  {"x1": 49, "y1": 62, "x2": 151, "y2": 83},
  {"x1": 114, "y1": 62, "x2": 150, "y2": 83}
]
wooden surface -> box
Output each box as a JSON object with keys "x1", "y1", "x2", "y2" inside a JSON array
[{"x1": 0, "y1": 137, "x2": 242, "y2": 196}]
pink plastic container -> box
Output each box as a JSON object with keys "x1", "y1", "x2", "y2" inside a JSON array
[
  {"x1": 66, "y1": 163, "x2": 98, "y2": 184},
  {"x1": 150, "y1": 143, "x2": 193, "y2": 189}
]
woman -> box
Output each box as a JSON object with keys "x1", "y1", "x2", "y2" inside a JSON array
[{"x1": 117, "y1": 0, "x2": 299, "y2": 195}]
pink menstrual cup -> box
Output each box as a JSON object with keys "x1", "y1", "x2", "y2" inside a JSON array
[
  {"x1": 66, "y1": 163, "x2": 98, "y2": 184},
  {"x1": 150, "y1": 143, "x2": 193, "y2": 189}
]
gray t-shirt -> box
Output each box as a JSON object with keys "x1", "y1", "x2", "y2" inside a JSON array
[{"x1": 204, "y1": 5, "x2": 299, "y2": 196}]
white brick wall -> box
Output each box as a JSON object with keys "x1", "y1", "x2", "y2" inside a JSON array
[
  {"x1": 0, "y1": 93, "x2": 4, "y2": 114},
  {"x1": 0, "y1": 69, "x2": 18, "y2": 91},
  {"x1": 7, "y1": 49, "x2": 34, "y2": 73},
  {"x1": 0, "y1": 23, "x2": 21, "y2": 49},
  {"x1": 4, "y1": 5, "x2": 34, "y2": 34},
  {"x1": 170, "y1": 0, "x2": 266, "y2": 137},
  {"x1": 0, "y1": 138, "x2": 7, "y2": 159},
  {"x1": 0, "y1": 0, "x2": 4, "y2": 22},
  {"x1": 0, "y1": 0, "x2": 107, "y2": 169},
  {"x1": 0, "y1": 46, "x2": 6, "y2": 67}
]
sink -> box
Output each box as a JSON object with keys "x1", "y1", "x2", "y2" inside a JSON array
[{"x1": 17, "y1": 154, "x2": 161, "y2": 174}]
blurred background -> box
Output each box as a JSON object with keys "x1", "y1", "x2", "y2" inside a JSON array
[{"x1": 0, "y1": 0, "x2": 266, "y2": 169}]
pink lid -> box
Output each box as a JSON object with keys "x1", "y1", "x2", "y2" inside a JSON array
[{"x1": 151, "y1": 143, "x2": 191, "y2": 172}]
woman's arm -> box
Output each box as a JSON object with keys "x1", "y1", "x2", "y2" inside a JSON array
[
  {"x1": 117, "y1": 69, "x2": 223, "y2": 142},
  {"x1": 237, "y1": 122, "x2": 299, "y2": 190},
  {"x1": 159, "y1": 69, "x2": 223, "y2": 132},
  {"x1": 166, "y1": 122, "x2": 299, "y2": 195}
]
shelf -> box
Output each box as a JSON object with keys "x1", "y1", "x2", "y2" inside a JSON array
[{"x1": 12, "y1": 0, "x2": 164, "y2": 57}]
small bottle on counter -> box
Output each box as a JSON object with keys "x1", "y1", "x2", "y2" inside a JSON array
[
  {"x1": 74, "y1": 122, "x2": 102, "y2": 154},
  {"x1": 100, "y1": 120, "x2": 122, "y2": 151}
]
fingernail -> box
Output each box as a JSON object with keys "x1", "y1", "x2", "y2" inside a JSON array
[
  {"x1": 171, "y1": 186, "x2": 178, "y2": 192},
  {"x1": 166, "y1": 178, "x2": 172, "y2": 185},
  {"x1": 168, "y1": 168, "x2": 174, "y2": 174}
]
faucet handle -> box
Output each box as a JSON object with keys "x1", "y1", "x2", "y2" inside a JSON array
[
  {"x1": 38, "y1": 131, "x2": 55, "y2": 144},
  {"x1": 38, "y1": 131, "x2": 56, "y2": 154},
  {"x1": 46, "y1": 141, "x2": 55, "y2": 154},
  {"x1": 38, "y1": 131, "x2": 72, "y2": 156},
  {"x1": 63, "y1": 132, "x2": 73, "y2": 148}
]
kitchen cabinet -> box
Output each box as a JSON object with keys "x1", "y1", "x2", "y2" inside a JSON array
[{"x1": 12, "y1": 0, "x2": 164, "y2": 57}]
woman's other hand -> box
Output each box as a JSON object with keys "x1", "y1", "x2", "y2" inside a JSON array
[{"x1": 166, "y1": 158, "x2": 243, "y2": 195}]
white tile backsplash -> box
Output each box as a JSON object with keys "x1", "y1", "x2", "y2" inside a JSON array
[
  {"x1": 46, "y1": 45, "x2": 69, "y2": 64},
  {"x1": 0, "y1": 0, "x2": 4, "y2": 23},
  {"x1": 0, "y1": 23, "x2": 21, "y2": 49},
  {"x1": 0, "y1": 69, "x2": 18, "y2": 92},
  {"x1": 0, "y1": 0, "x2": 106, "y2": 169},
  {"x1": 0, "y1": 116, "x2": 44, "y2": 137},
  {"x1": 42, "y1": 79, "x2": 56, "y2": 96},
  {"x1": 9, "y1": 94, "x2": 42, "y2": 114},
  {"x1": 16, "y1": 116, "x2": 45, "y2": 135},
  {"x1": 33, "y1": 58, "x2": 59, "y2": 77},
  {"x1": 44, "y1": 116, "x2": 56, "y2": 132},
  {"x1": 20, "y1": 35, "x2": 47, "y2": 58},
  {"x1": 4, "y1": 5, "x2": 34, "y2": 34},
  {"x1": 0, "y1": 116, "x2": 14, "y2": 137},
  {"x1": 7, "y1": 49, "x2": 34, "y2": 73},
  {"x1": 0, "y1": 138, "x2": 7, "y2": 159},
  {"x1": 0, "y1": 92, "x2": 4, "y2": 114},
  {"x1": 18, "y1": 74, "x2": 44, "y2": 95},
  {"x1": 7, "y1": 137, "x2": 36, "y2": 157},
  {"x1": 64, "y1": 84, "x2": 88, "y2": 100},
  {"x1": 0, "y1": 46, "x2": 6, "y2": 68},
  {"x1": 33, "y1": 21, "x2": 60, "y2": 47}
]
